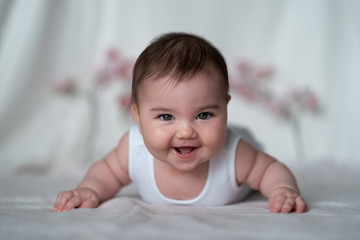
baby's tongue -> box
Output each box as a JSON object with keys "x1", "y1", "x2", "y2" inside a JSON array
[{"x1": 177, "y1": 147, "x2": 193, "y2": 154}]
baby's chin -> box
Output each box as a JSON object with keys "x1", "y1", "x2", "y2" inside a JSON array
[{"x1": 171, "y1": 159, "x2": 210, "y2": 174}]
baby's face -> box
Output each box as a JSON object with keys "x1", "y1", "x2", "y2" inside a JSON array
[{"x1": 132, "y1": 72, "x2": 228, "y2": 172}]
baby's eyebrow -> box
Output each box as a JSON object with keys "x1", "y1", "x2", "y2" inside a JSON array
[
  {"x1": 150, "y1": 107, "x2": 173, "y2": 112},
  {"x1": 150, "y1": 104, "x2": 220, "y2": 113},
  {"x1": 197, "y1": 104, "x2": 220, "y2": 111}
]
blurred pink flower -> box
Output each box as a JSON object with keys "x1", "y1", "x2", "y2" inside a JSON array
[
  {"x1": 287, "y1": 88, "x2": 321, "y2": 112},
  {"x1": 95, "y1": 67, "x2": 112, "y2": 87},
  {"x1": 230, "y1": 59, "x2": 321, "y2": 122},
  {"x1": 266, "y1": 99, "x2": 292, "y2": 120},
  {"x1": 117, "y1": 60, "x2": 134, "y2": 82},
  {"x1": 230, "y1": 60, "x2": 274, "y2": 105},
  {"x1": 107, "y1": 48, "x2": 120, "y2": 62},
  {"x1": 53, "y1": 77, "x2": 76, "y2": 95},
  {"x1": 117, "y1": 93, "x2": 132, "y2": 113},
  {"x1": 236, "y1": 59, "x2": 252, "y2": 72},
  {"x1": 254, "y1": 65, "x2": 274, "y2": 79},
  {"x1": 95, "y1": 48, "x2": 134, "y2": 87},
  {"x1": 306, "y1": 93, "x2": 319, "y2": 111}
]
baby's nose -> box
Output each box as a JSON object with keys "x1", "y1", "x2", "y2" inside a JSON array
[{"x1": 175, "y1": 122, "x2": 197, "y2": 139}]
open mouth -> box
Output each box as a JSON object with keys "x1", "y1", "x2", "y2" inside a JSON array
[{"x1": 172, "y1": 146, "x2": 198, "y2": 159}]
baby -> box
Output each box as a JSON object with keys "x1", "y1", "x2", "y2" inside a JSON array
[{"x1": 53, "y1": 32, "x2": 307, "y2": 213}]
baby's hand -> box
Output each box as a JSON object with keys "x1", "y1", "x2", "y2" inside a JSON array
[
  {"x1": 53, "y1": 187, "x2": 100, "y2": 212},
  {"x1": 268, "y1": 187, "x2": 307, "y2": 213}
]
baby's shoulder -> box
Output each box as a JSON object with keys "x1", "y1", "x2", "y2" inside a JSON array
[{"x1": 228, "y1": 125, "x2": 263, "y2": 151}]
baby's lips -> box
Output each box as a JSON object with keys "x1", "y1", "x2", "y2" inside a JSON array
[{"x1": 174, "y1": 147, "x2": 195, "y2": 154}]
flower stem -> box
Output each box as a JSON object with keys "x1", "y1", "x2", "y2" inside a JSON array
[{"x1": 291, "y1": 117, "x2": 306, "y2": 161}]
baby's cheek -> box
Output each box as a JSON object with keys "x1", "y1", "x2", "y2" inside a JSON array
[
  {"x1": 206, "y1": 132, "x2": 226, "y2": 154},
  {"x1": 214, "y1": 129, "x2": 227, "y2": 145},
  {"x1": 143, "y1": 136, "x2": 170, "y2": 156}
]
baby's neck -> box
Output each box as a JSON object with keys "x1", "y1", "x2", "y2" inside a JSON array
[
  {"x1": 154, "y1": 158, "x2": 209, "y2": 176},
  {"x1": 153, "y1": 159, "x2": 210, "y2": 200}
]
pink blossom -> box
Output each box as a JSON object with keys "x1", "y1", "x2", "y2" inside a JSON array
[
  {"x1": 117, "y1": 94, "x2": 132, "y2": 113},
  {"x1": 286, "y1": 88, "x2": 320, "y2": 112},
  {"x1": 116, "y1": 60, "x2": 134, "y2": 82},
  {"x1": 230, "y1": 58, "x2": 321, "y2": 122},
  {"x1": 53, "y1": 77, "x2": 76, "y2": 95},
  {"x1": 236, "y1": 59, "x2": 252, "y2": 72},
  {"x1": 107, "y1": 48, "x2": 120, "y2": 62},
  {"x1": 266, "y1": 100, "x2": 292, "y2": 120},
  {"x1": 254, "y1": 65, "x2": 274, "y2": 79},
  {"x1": 95, "y1": 67, "x2": 112, "y2": 87},
  {"x1": 95, "y1": 48, "x2": 134, "y2": 87},
  {"x1": 305, "y1": 93, "x2": 319, "y2": 111}
]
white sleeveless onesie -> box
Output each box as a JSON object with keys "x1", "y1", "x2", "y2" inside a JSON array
[{"x1": 128, "y1": 125, "x2": 252, "y2": 206}]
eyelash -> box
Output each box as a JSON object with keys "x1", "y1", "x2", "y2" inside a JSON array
[
  {"x1": 196, "y1": 112, "x2": 213, "y2": 120},
  {"x1": 159, "y1": 114, "x2": 174, "y2": 121},
  {"x1": 157, "y1": 112, "x2": 213, "y2": 121}
]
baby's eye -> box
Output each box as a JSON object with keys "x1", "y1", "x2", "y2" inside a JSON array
[
  {"x1": 159, "y1": 114, "x2": 174, "y2": 121},
  {"x1": 196, "y1": 112, "x2": 212, "y2": 120}
]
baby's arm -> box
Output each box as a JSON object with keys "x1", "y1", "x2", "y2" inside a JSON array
[
  {"x1": 235, "y1": 140, "x2": 307, "y2": 213},
  {"x1": 53, "y1": 132, "x2": 131, "y2": 212}
]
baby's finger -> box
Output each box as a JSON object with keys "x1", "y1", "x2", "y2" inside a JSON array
[
  {"x1": 53, "y1": 202, "x2": 64, "y2": 212},
  {"x1": 270, "y1": 194, "x2": 286, "y2": 213},
  {"x1": 295, "y1": 197, "x2": 307, "y2": 213},
  {"x1": 56, "y1": 191, "x2": 75, "y2": 203},
  {"x1": 53, "y1": 191, "x2": 74, "y2": 211},
  {"x1": 63, "y1": 194, "x2": 82, "y2": 211},
  {"x1": 280, "y1": 197, "x2": 295, "y2": 213}
]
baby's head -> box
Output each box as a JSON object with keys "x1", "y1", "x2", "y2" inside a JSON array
[
  {"x1": 131, "y1": 32, "x2": 230, "y2": 105},
  {"x1": 131, "y1": 33, "x2": 231, "y2": 171}
]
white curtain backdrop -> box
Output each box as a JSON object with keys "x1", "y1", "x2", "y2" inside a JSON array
[{"x1": 0, "y1": 0, "x2": 359, "y2": 174}]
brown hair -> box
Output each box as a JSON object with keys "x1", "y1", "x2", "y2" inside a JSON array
[{"x1": 131, "y1": 32, "x2": 229, "y2": 103}]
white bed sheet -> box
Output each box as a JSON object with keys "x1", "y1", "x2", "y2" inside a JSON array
[{"x1": 1, "y1": 161, "x2": 359, "y2": 240}]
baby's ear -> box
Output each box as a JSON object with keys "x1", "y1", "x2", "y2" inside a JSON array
[
  {"x1": 227, "y1": 94, "x2": 231, "y2": 104},
  {"x1": 131, "y1": 103, "x2": 143, "y2": 134},
  {"x1": 131, "y1": 103, "x2": 140, "y2": 126}
]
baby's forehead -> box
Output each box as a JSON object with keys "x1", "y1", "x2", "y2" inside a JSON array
[
  {"x1": 143, "y1": 68, "x2": 224, "y2": 87},
  {"x1": 137, "y1": 71, "x2": 226, "y2": 98},
  {"x1": 133, "y1": 68, "x2": 229, "y2": 105}
]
